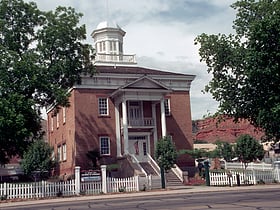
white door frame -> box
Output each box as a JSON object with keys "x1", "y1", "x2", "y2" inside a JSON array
[{"x1": 128, "y1": 132, "x2": 150, "y2": 162}]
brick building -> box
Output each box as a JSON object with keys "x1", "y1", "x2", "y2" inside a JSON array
[{"x1": 47, "y1": 21, "x2": 195, "y2": 177}]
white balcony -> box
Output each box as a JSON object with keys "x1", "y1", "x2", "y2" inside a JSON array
[
  {"x1": 121, "y1": 117, "x2": 155, "y2": 128},
  {"x1": 95, "y1": 53, "x2": 137, "y2": 64}
]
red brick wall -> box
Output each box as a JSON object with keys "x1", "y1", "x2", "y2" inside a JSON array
[
  {"x1": 73, "y1": 89, "x2": 117, "y2": 170},
  {"x1": 47, "y1": 91, "x2": 76, "y2": 178}
]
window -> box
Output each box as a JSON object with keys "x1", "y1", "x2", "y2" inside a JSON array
[
  {"x1": 98, "y1": 98, "x2": 108, "y2": 116},
  {"x1": 56, "y1": 113, "x2": 59, "y2": 128},
  {"x1": 100, "y1": 136, "x2": 110, "y2": 155},
  {"x1": 62, "y1": 144, "x2": 67, "y2": 161},
  {"x1": 62, "y1": 107, "x2": 66, "y2": 124},
  {"x1": 102, "y1": 41, "x2": 106, "y2": 52},
  {"x1": 110, "y1": 41, "x2": 116, "y2": 52},
  {"x1": 57, "y1": 146, "x2": 62, "y2": 162},
  {"x1": 164, "y1": 99, "x2": 171, "y2": 116},
  {"x1": 143, "y1": 142, "x2": 147, "y2": 156},
  {"x1": 50, "y1": 116, "x2": 54, "y2": 132}
]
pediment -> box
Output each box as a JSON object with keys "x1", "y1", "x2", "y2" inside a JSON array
[{"x1": 123, "y1": 76, "x2": 169, "y2": 90}]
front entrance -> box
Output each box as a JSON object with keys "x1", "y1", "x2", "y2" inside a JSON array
[{"x1": 128, "y1": 136, "x2": 148, "y2": 162}]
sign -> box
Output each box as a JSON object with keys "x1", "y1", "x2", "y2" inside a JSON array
[{"x1": 80, "y1": 170, "x2": 101, "y2": 182}]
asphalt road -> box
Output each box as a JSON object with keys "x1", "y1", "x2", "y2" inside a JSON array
[{"x1": 1, "y1": 187, "x2": 280, "y2": 210}]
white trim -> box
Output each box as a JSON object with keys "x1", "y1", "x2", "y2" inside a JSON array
[
  {"x1": 62, "y1": 143, "x2": 67, "y2": 161},
  {"x1": 122, "y1": 100, "x2": 129, "y2": 154},
  {"x1": 115, "y1": 104, "x2": 122, "y2": 157},
  {"x1": 98, "y1": 97, "x2": 109, "y2": 116},
  {"x1": 62, "y1": 107, "x2": 66, "y2": 124},
  {"x1": 160, "y1": 98, "x2": 167, "y2": 137},
  {"x1": 99, "y1": 136, "x2": 110, "y2": 155}
]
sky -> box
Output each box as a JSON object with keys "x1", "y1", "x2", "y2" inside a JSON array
[{"x1": 27, "y1": 0, "x2": 236, "y2": 120}]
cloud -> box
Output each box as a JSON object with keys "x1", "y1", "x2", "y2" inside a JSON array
[{"x1": 25, "y1": 0, "x2": 236, "y2": 120}]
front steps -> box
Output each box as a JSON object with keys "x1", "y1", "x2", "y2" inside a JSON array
[{"x1": 166, "y1": 170, "x2": 184, "y2": 187}]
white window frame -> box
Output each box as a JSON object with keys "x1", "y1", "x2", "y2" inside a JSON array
[
  {"x1": 56, "y1": 112, "x2": 59, "y2": 128},
  {"x1": 100, "y1": 136, "x2": 110, "y2": 155},
  {"x1": 164, "y1": 99, "x2": 171, "y2": 116},
  {"x1": 62, "y1": 107, "x2": 66, "y2": 124},
  {"x1": 50, "y1": 116, "x2": 54, "y2": 132},
  {"x1": 57, "y1": 146, "x2": 62, "y2": 162},
  {"x1": 62, "y1": 143, "x2": 67, "y2": 161},
  {"x1": 98, "y1": 98, "x2": 109, "y2": 116}
]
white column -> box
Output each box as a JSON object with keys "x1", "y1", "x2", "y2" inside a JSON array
[
  {"x1": 101, "y1": 165, "x2": 107, "y2": 194},
  {"x1": 122, "y1": 100, "x2": 129, "y2": 154},
  {"x1": 160, "y1": 98, "x2": 167, "y2": 137},
  {"x1": 115, "y1": 103, "x2": 121, "y2": 157},
  {"x1": 75, "y1": 166, "x2": 80, "y2": 195},
  {"x1": 152, "y1": 103, "x2": 158, "y2": 150}
]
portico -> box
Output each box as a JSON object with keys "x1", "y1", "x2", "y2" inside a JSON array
[{"x1": 111, "y1": 75, "x2": 171, "y2": 160}]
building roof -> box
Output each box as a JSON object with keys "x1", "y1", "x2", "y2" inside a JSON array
[{"x1": 95, "y1": 65, "x2": 195, "y2": 77}]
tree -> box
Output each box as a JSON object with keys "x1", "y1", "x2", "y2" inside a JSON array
[
  {"x1": 195, "y1": 0, "x2": 280, "y2": 140},
  {"x1": 235, "y1": 134, "x2": 264, "y2": 169},
  {"x1": 21, "y1": 140, "x2": 55, "y2": 180},
  {"x1": 211, "y1": 141, "x2": 235, "y2": 161},
  {"x1": 0, "y1": 0, "x2": 94, "y2": 164},
  {"x1": 155, "y1": 136, "x2": 177, "y2": 188}
]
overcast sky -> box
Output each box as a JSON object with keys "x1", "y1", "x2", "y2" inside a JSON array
[{"x1": 27, "y1": 0, "x2": 236, "y2": 120}]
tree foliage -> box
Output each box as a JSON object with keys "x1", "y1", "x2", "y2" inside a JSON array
[
  {"x1": 21, "y1": 140, "x2": 55, "y2": 180},
  {"x1": 235, "y1": 134, "x2": 264, "y2": 169},
  {"x1": 0, "y1": 0, "x2": 94, "y2": 164},
  {"x1": 155, "y1": 136, "x2": 177, "y2": 171},
  {"x1": 211, "y1": 141, "x2": 236, "y2": 161},
  {"x1": 195, "y1": 0, "x2": 280, "y2": 140}
]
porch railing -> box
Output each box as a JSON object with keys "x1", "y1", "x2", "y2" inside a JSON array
[
  {"x1": 95, "y1": 53, "x2": 137, "y2": 64},
  {"x1": 121, "y1": 118, "x2": 155, "y2": 128}
]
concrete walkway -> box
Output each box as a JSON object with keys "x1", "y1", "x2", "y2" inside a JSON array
[{"x1": 1, "y1": 184, "x2": 279, "y2": 208}]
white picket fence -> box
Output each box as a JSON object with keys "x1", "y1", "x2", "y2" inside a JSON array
[
  {"x1": 0, "y1": 166, "x2": 140, "y2": 200},
  {"x1": 210, "y1": 169, "x2": 280, "y2": 186},
  {"x1": 0, "y1": 180, "x2": 76, "y2": 199},
  {"x1": 107, "y1": 176, "x2": 139, "y2": 193},
  {"x1": 225, "y1": 162, "x2": 273, "y2": 170}
]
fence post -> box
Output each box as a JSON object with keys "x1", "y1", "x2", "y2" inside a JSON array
[
  {"x1": 75, "y1": 166, "x2": 81, "y2": 195},
  {"x1": 252, "y1": 170, "x2": 256, "y2": 185},
  {"x1": 101, "y1": 165, "x2": 107, "y2": 194},
  {"x1": 136, "y1": 175, "x2": 139, "y2": 191}
]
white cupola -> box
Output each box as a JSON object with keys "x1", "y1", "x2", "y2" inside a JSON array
[{"x1": 91, "y1": 21, "x2": 136, "y2": 65}]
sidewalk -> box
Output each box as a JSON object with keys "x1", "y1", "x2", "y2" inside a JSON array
[{"x1": 1, "y1": 184, "x2": 279, "y2": 208}]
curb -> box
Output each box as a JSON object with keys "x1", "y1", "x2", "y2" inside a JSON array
[{"x1": 1, "y1": 184, "x2": 279, "y2": 208}]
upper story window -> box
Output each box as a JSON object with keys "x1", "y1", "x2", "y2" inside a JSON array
[
  {"x1": 100, "y1": 136, "x2": 110, "y2": 155},
  {"x1": 50, "y1": 116, "x2": 54, "y2": 132},
  {"x1": 98, "y1": 98, "x2": 109, "y2": 116},
  {"x1": 164, "y1": 99, "x2": 171, "y2": 116},
  {"x1": 56, "y1": 112, "x2": 59, "y2": 128},
  {"x1": 109, "y1": 41, "x2": 117, "y2": 52},
  {"x1": 62, "y1": 143, "x2": 67, "y2": 161},
  {"x1": 57, "y1": 145, "x2": 62, "y2": 162},
  {"x1": 62, "y1": 107, "x2": 66, "y2": 124}
]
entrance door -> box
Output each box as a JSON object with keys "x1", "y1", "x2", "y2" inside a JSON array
[
  {"x1": 128, "y1": 136, "x2": 148, "y2": 162},
  {"x1": 128, "y1": 101, "x2": 142, "y2": 126}
]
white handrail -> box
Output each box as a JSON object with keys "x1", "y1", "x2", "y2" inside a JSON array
[
  {"x1": 147, "y1": 153, "x2": 160, "y2": 176},
  {"x1": 171, "y1": 164, "x2": 184, "y2": 182},
  {"x1": 130, "y1": 154, "x2": 147, "y2": 177}
]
